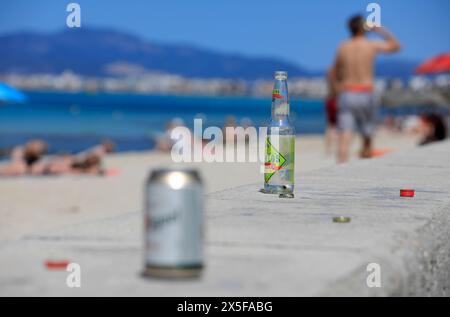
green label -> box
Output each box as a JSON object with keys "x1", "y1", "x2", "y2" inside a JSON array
[{"x1": 264, "y1": 135, "x2": 295, "y2": 184}]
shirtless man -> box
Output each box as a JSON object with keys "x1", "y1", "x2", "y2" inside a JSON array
[{"x1": 329, "y1": 15, "x2": 401, "y2": 163}]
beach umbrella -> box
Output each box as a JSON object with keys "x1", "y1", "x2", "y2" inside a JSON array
[
  {"x1": 416, "y1": 53, "x2": 450, "y2": 74},
  {"x1": 0, "y1": 83, "x2": 27, "y2": 104}
]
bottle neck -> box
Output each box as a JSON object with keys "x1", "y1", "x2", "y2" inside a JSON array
[{"x1": 272, "y1": 79, "x2": 290, "y2": 118}]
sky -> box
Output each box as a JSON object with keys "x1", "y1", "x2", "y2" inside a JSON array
[{"x1": 1, "y1": 0, "x2": 449, "y2": 70}]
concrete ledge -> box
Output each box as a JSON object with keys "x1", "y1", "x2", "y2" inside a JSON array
[
  {"x1": 205, "y1": 140, "x2": 450, "y2": 296},
  {"x1": 1, "y1": 141, "x2": 449, "y2": 296}
]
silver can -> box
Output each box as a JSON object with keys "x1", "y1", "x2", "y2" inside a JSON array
[{"x1": 143, "y1": 168, "x2": 203, "y2": 278}]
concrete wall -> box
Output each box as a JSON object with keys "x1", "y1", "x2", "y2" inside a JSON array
[{"x1": 0, "y1": 141, "x2": 449, "y2": 296}]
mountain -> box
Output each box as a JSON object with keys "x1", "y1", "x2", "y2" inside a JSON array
[
  {"x1": 0, "y1": 28, "x2": 419, "y2": 80},
  {"x1": 0, "y1": 28, "x2": 311, "y2": 80}
]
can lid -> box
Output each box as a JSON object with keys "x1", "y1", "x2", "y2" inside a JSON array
[
  {"x1": 149, "y1": 168, "x2": 202, "y2": 184},
  {"x1": 400, "y1": 189, "x2": 415, "y2": 197}
]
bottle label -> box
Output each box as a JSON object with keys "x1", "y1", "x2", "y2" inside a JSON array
[
  {"x1": 264, "y1": 135, "x2": 295, "y2": 184},
  {"x1": 272, "y1": 89, "x2": 284, "y2": 99}
]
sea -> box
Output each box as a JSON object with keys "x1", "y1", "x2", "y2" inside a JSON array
[
  {"x1": 0, "y1": 91, "x2": 411, "y2": 154},
  {"x1": 0, "y1": 91, "x2": 330, "y2": 154}
]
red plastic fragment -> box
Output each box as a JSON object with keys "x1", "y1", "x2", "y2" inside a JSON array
[{"x1": 45, "y1": 260, "x2": 69, "y2": 270}]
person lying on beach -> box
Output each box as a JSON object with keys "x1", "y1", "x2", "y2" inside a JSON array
[
  {"x1": 0, "y1": 140, "x2": 115, "y2": 177},
  {"x1": 75, "y1": 139, "x2": 115, "y2": 160},
  {"x1": 0, "y1": 140, "x2": 48, "y2": 176},
  {"x1": 29, "y1": 153, "x2": 104, "y2": 176}
]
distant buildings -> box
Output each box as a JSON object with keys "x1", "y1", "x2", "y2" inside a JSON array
[
  {"x1": 0, "y1": 71, "x2": 330, "y2": 98},
  {"x1": 1, "y1": 71, "x2": 449, "y2": 106},
  {"x1": 1, "y1": 71, "x2": 248, "y2": 96}
]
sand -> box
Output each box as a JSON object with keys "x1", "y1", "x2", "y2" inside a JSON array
[{"x1": 0, "y1": 131, "x2": 419, "y2": 242}]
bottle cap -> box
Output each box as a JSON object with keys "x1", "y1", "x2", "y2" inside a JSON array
[
  {"x1": 400, "y1": 189, "x2": 415, "y2": 197},
  {"x1": 274, "y1": 71, "x2": 288, "y2": 79},
  {"x1": 333, "y1": 216, "x2": 351, "y2": 223},
  {"x1": 279, "y1": 193, "x2": 294, "y2": 199}
]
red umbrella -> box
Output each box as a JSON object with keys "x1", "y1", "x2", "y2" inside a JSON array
[{"x1": 416, "y1": 53, "x2": 450, "y2": 74}]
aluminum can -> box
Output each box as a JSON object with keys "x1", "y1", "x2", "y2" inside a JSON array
[{"x1": 143, "y1": 168, "x2": 203, "y2": 278}]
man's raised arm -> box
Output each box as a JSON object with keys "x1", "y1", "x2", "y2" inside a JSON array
[{"x1": 371, "y1": 26, "x2": 401, "y2": 53}]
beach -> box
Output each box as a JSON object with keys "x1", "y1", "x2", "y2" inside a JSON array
[
  {"x1": 0, "y1": 131, "x2": 419, "y2": 243},
  {"x1": 1, "y1": 0, "x2": 449, "y2": 300}
]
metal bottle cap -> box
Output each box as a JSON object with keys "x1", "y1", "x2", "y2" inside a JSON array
[
  {"x1": 279, "y1": 193, "x2": 294, "y2": 199},
  {"x1": 274, "y1": 71, "x2": 288, "y2": 79},
  {"x1": 333, "y1": 216, "x2": 351, "y2": 223}
]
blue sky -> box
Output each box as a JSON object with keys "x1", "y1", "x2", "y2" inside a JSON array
[{"x1": 1, "y1": 0, "x2": 449, "y2": 70}]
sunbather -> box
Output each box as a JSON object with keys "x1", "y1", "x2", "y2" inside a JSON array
[
  {"x1": 0, "y1": 140, "x2": 114, "y2": 176},
  {"x1": 0, "y1": 140, "x2": 48, "y2": 176}
]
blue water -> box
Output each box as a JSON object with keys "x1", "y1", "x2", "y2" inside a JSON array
[{"x1": 0, "y1": 91, "x2": 327, "y2": 154}]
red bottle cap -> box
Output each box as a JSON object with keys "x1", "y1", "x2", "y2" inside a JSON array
[
  {"x1": 400, "y1": 189, "x2": 415, "y2": 197},
  {"x1": 45, "y1": 260, "x2": 70, "y2": 270}
]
